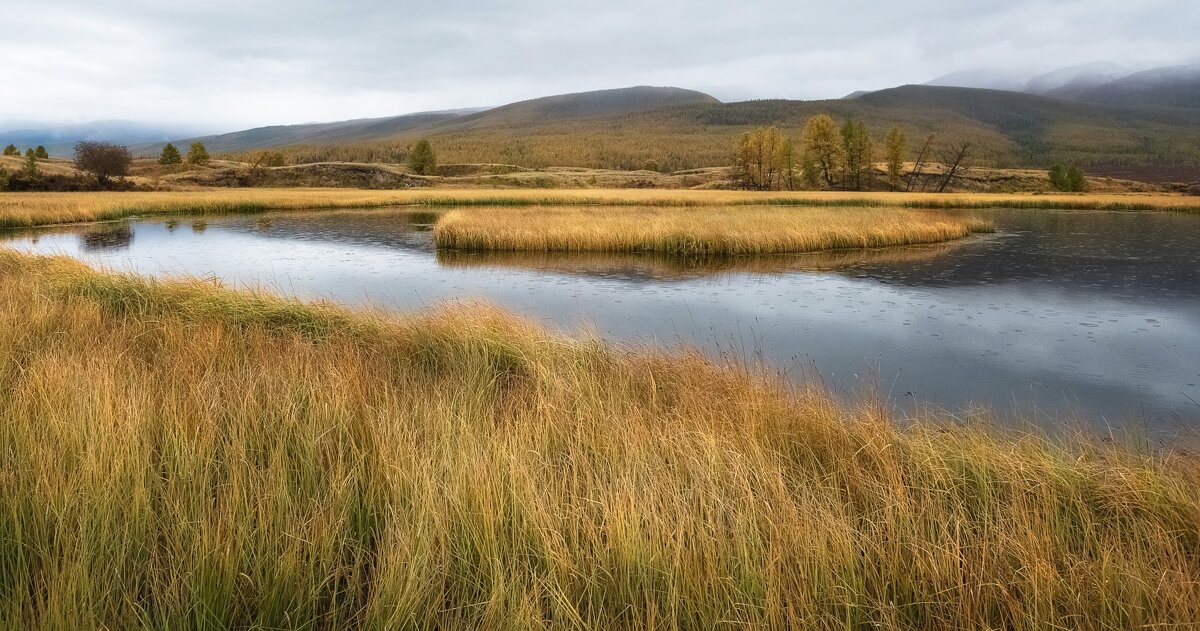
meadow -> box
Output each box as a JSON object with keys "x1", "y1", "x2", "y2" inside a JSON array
[
  {"x1": 1, "y1": 249, "x2": 1198, "y2": 629},
  {"x1": 1, "y1": 188, "x2": 1198, "y2": 230},
  {"x1": 433, "y1": 206, "x2": 995, "y2": 255}
]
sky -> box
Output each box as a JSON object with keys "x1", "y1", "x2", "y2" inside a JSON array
[{"x1": 4, "y1": 0, "x2": 1198, "y2": 132}]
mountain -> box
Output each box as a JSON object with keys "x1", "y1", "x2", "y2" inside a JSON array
[
  {"x1": 13, "y1": 84, "x2": 1200, "y2": 176},
  {"x1": 927, "y1": 62, "x2": 1200, "y2": 109},
  {"x1": 155, "y1": 86, "x2": 720, "y2": 157},
  {"x1": 130, "y1": 108, "x2": 487, "y2": 156},
  {"x1": 0, "y1": 121, "x2": 213, "y2": 157},
  {"x1": 1061, "y1": 65, "x2": 1200, "y2": 109}
]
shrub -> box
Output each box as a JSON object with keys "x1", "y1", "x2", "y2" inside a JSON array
[{"x1": 1049, "y1": 164, "x2": 1087, "y2": 192}]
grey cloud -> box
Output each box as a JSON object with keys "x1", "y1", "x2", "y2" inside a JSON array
[{"x1": 4, "y1": 0, "x2": 1197, "y2": 129}]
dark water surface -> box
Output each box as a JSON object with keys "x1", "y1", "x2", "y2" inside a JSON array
[{"x1": 4, "y1": 207, "x2": 1198, "y2": 430}]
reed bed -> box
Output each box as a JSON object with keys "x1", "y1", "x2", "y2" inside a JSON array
[
  {"x1": 1, "y1": 249, "x2": 1198, "y2": 629},
  {"x1": 434, "y1": 206, "x2": 996, "y2": 255},
  {"x1": 1, "y1": 189, "x2": 1197, "y2": 229}
]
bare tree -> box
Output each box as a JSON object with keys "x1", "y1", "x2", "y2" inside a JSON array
[
  {"x1": 74, "y1": 141, "x2": 132, "y2": 187},
  {"x1": 906, "y1": 133, "x2": 936, "y2": 192},
  {"x1": 935, "y1": 142, "x2": 971, "y2": 193}
]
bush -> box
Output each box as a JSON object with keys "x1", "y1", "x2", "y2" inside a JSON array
[
  {"x1": 0, "y1": 165, "x2": 8, "y2": 191},
  {"x1": 1, "y1": 144, "x2": 18, "y2": 156}
]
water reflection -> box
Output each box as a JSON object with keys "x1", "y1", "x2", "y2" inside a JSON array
[
  {"x1": 2, "y1": 206, "x2": 1198, "y2": 429},
  {"x1": 436, "y1": 243, "x2": 967, "y2": 281},
  {"x1": 79, "y1": 224, "x2": 134, "y2": 252}
]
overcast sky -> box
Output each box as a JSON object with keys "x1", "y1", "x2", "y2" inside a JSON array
[{"x1": 5, "y1": 0, "x2": 1198, "y2": 131}]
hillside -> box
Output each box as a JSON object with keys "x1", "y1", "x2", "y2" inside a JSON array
[
  {"x1": 229, "y1": 86, "x2": 1200, "y2": 173},
  {"x1": 27, "y1": 84, "x2": 1200, "y2": 179}
]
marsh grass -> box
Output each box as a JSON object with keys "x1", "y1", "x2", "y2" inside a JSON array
[
  {"x1": 434, "y1": 206, "x2": 996, "y2": 255},
  {"x1": 2, "y1": 189, "x2": 1198, "y2": 230},
  {"x1": 1, "y1": 249, "x2": 1198, "y2": 629}
]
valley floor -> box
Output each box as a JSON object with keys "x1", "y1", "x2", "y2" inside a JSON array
[{"x1": 1, "y1": 249, "x2": 1198, "y2": 629}]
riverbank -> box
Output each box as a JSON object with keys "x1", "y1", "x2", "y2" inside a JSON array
[
  {"x1": 433, "y1": 206, "x2": 995, "y2": 254},
  {"x1": 2, "y1": 249, "x2": 1197, "y2": 629},
  {"x1": 1, "y1": 188, "x2": 1198, "y2": 229}
]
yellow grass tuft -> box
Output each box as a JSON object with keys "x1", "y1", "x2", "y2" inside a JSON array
[
  {"x1": 1, "y1": 248, "x2": 1198, "y2": 629},
  {"x1": 434, "y1": 206, "x2": 996, "y2": 255}
]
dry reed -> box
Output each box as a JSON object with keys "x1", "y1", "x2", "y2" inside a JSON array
[{"x1": 1, "y1": 249, "x2": 1198, "y2": 629}]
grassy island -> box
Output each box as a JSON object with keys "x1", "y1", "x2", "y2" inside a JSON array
[
  {"x1": 1, "y1": 249, "x2": 1197, "y2": 629},
  {"x1": 434, "y1": 206, "x2": 995, "y2": 255}
]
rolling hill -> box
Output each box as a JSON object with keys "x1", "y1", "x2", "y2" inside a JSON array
[{"x1": 18, "y1": 83, "x2": 1200, "y2": 179}]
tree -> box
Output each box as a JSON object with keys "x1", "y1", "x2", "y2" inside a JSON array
[
  {"x1": 0, "y1": 165, "x2": 8, "y2": 191},
  {"x1": 407, "y1": 139, "x2": 437, "y2": 175},
  {"x1": 801, "y1": 115, "x2": 844, "y2": 187},
  {"x1": 734, "y1": 126, "x2": 783, "y2": 190},
  {"x1": 1066, "y1": 166, "x2": 1086, "y2": 192},
  {"x1": 936, "y1": 142, "x2": 971, "y2": 193},
  {"x1": 20, "y1": 149, "x2": 39, "y2": 177},
  {"x1": 777, "y1": 137, "x2": 796, "y2": 190},
  {"x1": 907, "y1": 133, "x2": 936, "y2": 192},
  {"x1": 885, "y1": 127, "x2": 907, "y2": 185},
  {"x1": 187, "y1": 142, "x2": 210, "y2": 165},
  {"x1": 3, "y1": 144, "x2": 19, "y2": 156},
  {"x1": 159, "y1": 143, "x2": 182, "y2": 165},
  {"x1": 34, "y1": 145, "x2": 48, "y2": 159},
  {"x1": 74, "y1": 141, "x2": 132, "y2": 186},
  {"x1": 1050, "y1": 165, "x2": 1087, "y2": 192},
  {"x1": 840, "y1": 120, "x2": 874, "y2": 190}
]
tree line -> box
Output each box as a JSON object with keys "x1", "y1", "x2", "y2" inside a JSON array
[{"x1": 732, "y1": 117, "x2": 978, "y2": 192}]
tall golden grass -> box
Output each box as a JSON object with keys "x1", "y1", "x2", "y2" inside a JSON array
[
  {"x1": 1, "y1": 189, "x2": 1198, "y2": 229},
  {"x1": 434, "y1": 206, "x2": 996, "y2": 255},
  {"x1": 1, "y1": 249, "x2": 1198, "y2": 629}
]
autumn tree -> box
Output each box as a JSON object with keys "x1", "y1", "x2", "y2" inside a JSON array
[
  {"x1": 2, "y1": 144, "x2": 17, "y2": 156},
  {"x1": 407, "y1": 139, "x2": 437, "y2": 175},
  {"x1": 733, "y1": 127, "x2": 800, "y2": 191},
  {"x1": 187, "y1": 142, "x2": 211, "y2": 165},
  {"x1": 801, "y1": 115, "x2": 843, "y2": 187},
  {"x1": 841, "y1": 120, "x2": 874, "y2": 190},
  {"x1": 159, "y1": 143, "x2": 182, "y2": 165},
  {"x1": 34, "y1": 145, "x2": 48, "y2": 159},
  {"x1": 884, "y1": 127, "x2": 907, "y2": 185},
  {"x1": 0, "y1": 165, "x2": 8, "y2": 191},
  {"x1": 74, "y1": 141, "x2": 133, "y2": 186}
]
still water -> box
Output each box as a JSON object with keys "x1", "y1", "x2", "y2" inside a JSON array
[{"x1": 4, "y1": 207, "x2": 1198, "y2": 429}]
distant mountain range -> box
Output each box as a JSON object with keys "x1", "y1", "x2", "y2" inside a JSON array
[
  {"x1": 0, "y1": 121, "x2": 214, "y2": 157},
  {"x1": 926, "y1": 63, "x2": 1200, "y2": 109},
  {"x1": 3, "y1": 71, "x2": 1198, "y2": 179}
]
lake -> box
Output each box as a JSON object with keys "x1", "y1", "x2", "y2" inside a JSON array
[{"x1": 4, "y1": 206, "x2": 1198, "y2": 431}]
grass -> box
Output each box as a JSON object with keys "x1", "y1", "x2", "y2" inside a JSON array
[
  {"x1": 433, "y1": 206, "x2": 996, "y2": 255},
  {"x1": 1, "y1": 189, "x2": 1198, "y2": 230},
  {"x1": 1, "y1": 248, "x2": 1198, "y2": 629}
]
